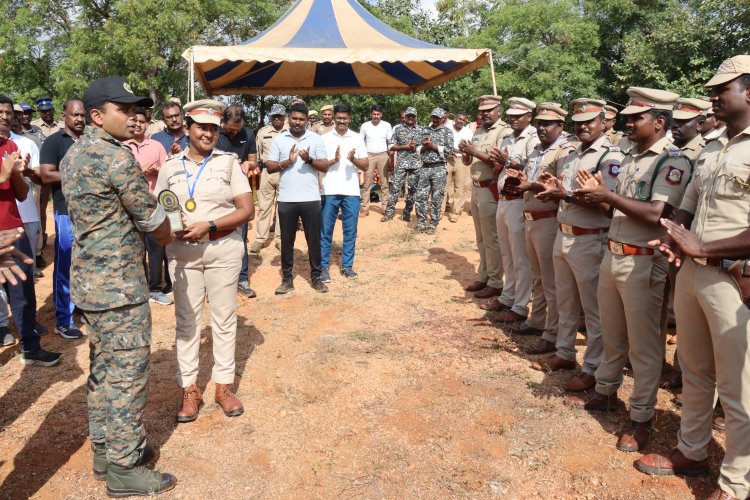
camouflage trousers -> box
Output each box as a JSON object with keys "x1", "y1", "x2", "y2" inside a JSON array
[
  {"x1": 384, "y1": 167, "x2": 420, "y2": 218},
  {"x1": 415, "y1": 164, "x2": 447, "y2": 229},
  {"x1": 84, "y1": 301, "x2": 151, "y2": 467}
]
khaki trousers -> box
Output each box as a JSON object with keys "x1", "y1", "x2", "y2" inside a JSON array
[
  {"x1": 254, "y1": 169, "x2": 280, "y2": 244},
  {"x1": 442, "y1": 156, "x2": 470, "y2": 216},
  {"x1": 471, "y1": 186, "x2": 503, "y2": 289},
  {"x1": 595, "y1": 252, "x2": 668, "y2": 422},
  {"x1": 496, "y1": 199, "x2": 532, "y2": 315},
  {"x1": 524, "y1": 217, "x2": 558, "y2": 341},
  {"x1": 675, "y1": 259, "x2": 750, "y2": 499},
  {"x1": 361, "y1": 152, "x2": 390, "y2": 211},
  {"x1": 553, "y1": 231, "x2": 606, "y2": 375},
  {"x1": 167, "y1": 232, "x2": 243, "y2": 387}
]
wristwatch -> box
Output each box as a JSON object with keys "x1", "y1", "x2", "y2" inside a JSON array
[
  {"x1": 305, "y1": 157, "x2": 313, "y2": 165},
  {"x1": 504, "y1": 160, "x2": 512, "y2": 168},
  {"x1": 208, "y1": 221, "x2": 218, "y2": 235},
  {"x1": 564, "y1": 192, "x2": 574, "y2": 203}
]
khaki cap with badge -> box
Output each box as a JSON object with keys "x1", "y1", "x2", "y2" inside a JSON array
[
  {"x1": 570, "y1": 98, "x2": 607, "y2": 122},
  {"x1": 183, "y1": 99, "x2": 225, "y2": 126},
  {"x1": 309, "y1": 110, "x2": 318, "y2": 117},
  {"x1": 319, "y1": 105, "x2": 333, "y2": 112},
  {"x1": 536, "y1": 102, "x2": 567, "y2": 121},
  {"x1": 604, "y1": 105, "x2": 618, "y2": 120},
  {"x1": 506, "y1": 97, "x2": 536, "y2": 115},
  {"x1": 620, "y1": 87, "x2": 679, "y2": 115},
  {"x1": 698, "y1": 96, "x2": 715, "y2": 116},
  {"x1": 673, "y1": 98, "x2": 712, "y2": 120},
  {"x1": 705, "y1": 54, "x2": 750, "y2": 87},
  {"x1": 478, "y1": 95, "x2": 502, "y2": 110}
]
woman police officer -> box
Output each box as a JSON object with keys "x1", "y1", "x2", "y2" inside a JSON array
[{"x1": 154, "y1": 99, "x2": 254, "y2": 422}]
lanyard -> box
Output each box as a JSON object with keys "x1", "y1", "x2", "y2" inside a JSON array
[
  {"x1": 182, "y1": 154, "x2": 211, "y2": 200},
  {"x1": 530, "y1": 135, "x2": 563, "y2": 180}
]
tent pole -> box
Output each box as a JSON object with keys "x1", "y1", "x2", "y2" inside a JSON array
[
  {"x1": 488, "y1": 50, "x2": 497, "y2": 95},
  {"x1": 188, "y1": 48, "x2": 195, "y2": 102}
]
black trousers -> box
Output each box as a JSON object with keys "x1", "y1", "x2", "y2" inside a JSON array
[
  {"x1": 278, "y1": 200, "x2": 322, "y2": 281},
  {"x1": 145, "y1": 232, "x2": 171, "y2": 292}
]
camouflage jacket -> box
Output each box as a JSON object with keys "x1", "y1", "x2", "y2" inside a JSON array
[
  {"x1": 61, "y1": 126, "x2": 159, "y2": 312},
  {"x1": 421, "y1": 125, "x2": 454, "y2": 165},
  {"x1": 388, "y1": 124, "x2": 423, "y2": 170}
]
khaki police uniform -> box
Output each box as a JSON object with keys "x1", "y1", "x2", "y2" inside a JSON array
[
  {"x1": 595, "y1": 98, "x2": 691, "y2": 424},
  {"x1": 672, "y1": 56, "x2": 750, "y2": 499},
  {"x1": 155, "y1": 101, "x2": 251, "y2": 388},
  {"x1": 30, "y1": 118, "x2": 63, "y2": 137},
  {"x1": 496, "y1": 105, "x2": 539, "y2": 316},
  {"x1": 604, "y1": 105, "x2": 624, "y2": 146},
  {"x1": 469, "y1": 96, "x2": 511, "y2": 289},
  {"x1": 254, "y1": 119, "x2": 287, "y2": 245},
  {"x1": 521, "y1": 103, "x2": 575, "y2": 340},
  {"x1": 554, "y1": 111, "x2": 622, "y2": 373}
]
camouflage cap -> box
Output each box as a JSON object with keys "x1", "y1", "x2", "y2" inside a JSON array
[
  {"x1": 404, "y1": 106, "x2": 417, "y2": 116},
  {"x1": 478, "y1": 95, "x2": 502, "y2": 110},
  {"x1": 570, "y1": 98, "x2": 606, "y2": 122},
  {"x1": 705, "y1": 54, "x2": 750, "y2": 87},
  {"x1": 535, "y1": 102, "x2": 567, "y2": 121},
  {"x1": 620, "y1": 87, "x2": 679, "y2": 115},
  {"x1": 183, "y1": 99, "x2": 225, "y2": 126},
  {"x1": 506, "y1": 97, "x2": 536, "y2": 116},
  {"x1": 673, "y1": 98, "x2": 712, "y2": 120},
  {"x1": 431, "y1": 107, "x2": 446, "y2": 118},
  {"x1": 269, "y1": 103, "x2": 287, "y2": 116}
]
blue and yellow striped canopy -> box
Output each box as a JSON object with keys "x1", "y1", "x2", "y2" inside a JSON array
[{"x1": 184, "y1": 0, "x2": 490, "y2": 96}]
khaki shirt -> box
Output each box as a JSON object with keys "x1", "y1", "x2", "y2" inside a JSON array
[
  {"x1": 145, "y1": 120, "x2": 164, "y2": 138},
  {"x1": 154, "y1": 149, "x2": 251, "y2": 241},
  {"x1": 469, "y1": 119, "x2": 511, "y2": 182},
  {"x1": 30, "y1": 118, "x2": 63, "y2": 138},
  {"x1": 523, "y1": 137, "x2": 575, "y2": 212},
  {"x1": 256, "y1": 124, "x2": 288, "y2": 163},
  {"x1": 606, "y1": 129, "x2": 624, "y2": 147},
  {"x1": 312, "y1": 122, "x2": 335, "y2": 135},
  {"x1": 678, "y1": 133, "x2": 705, "y2": 162},
  {"x1": 680, "y1": 127, "x2": 750, "y2": 244},
  {"x1": 558, "y1": 134, "x2": 623, "y2": 229},
  {"x1": 498, "y1": 124, "x2": 539, "y2": 188},
  {"x1": 609, "y1": 136, "x2": 692, "y2": 246}
]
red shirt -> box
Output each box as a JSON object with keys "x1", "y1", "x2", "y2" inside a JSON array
[{"x1": 0, "y1": 138, "x2": 22, "y2": 230}]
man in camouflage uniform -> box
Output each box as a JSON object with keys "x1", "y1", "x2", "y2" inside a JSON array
[
  {"x1": 60, "y1": 76, "x2": 176, "y2": 496},
  {"x1": 381, "y1": 106, "x2": 422, "y2": 223},
  {"x1": 414, "y1": 108, "x2": 454, "y2": 234}
]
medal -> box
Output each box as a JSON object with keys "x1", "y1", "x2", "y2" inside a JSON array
[
  {"x1": 185, "y1": 198, "x2": 197, "y2": 212},
  {"x1": 182, "y1": 153, "x2": 211, "y2": 212}
]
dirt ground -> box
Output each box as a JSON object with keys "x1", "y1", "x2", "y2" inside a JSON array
[{"x1": 0, "y1": 201, "x2": 726, "y2": 499}]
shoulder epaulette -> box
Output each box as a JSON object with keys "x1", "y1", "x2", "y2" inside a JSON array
[
  {"x1": 607, "y1": 146, "x2": 621, "y2": 153},
  {"x1": 665, "y1": 144, "x2": 683, "y2": 158}
]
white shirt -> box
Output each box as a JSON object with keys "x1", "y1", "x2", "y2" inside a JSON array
[
  {"x1": 451, "y1": 124, "x2": 474, "y2": 153},
  {"x1": 10, "y1": 132, "x2": 40, "y2": 223},
  {"x1": 269, "y1": 129, "x2": 328, "y2": 202},
  {"x1": 359, "y1": 120, "x2": 392, "y2": 154},
  {"x1": 321, "y1": 129, "x2": 368, "y2": 196}
]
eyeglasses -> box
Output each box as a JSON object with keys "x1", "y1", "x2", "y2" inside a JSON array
[{"x1": 164, "y1": 114, "x2": 182, "y2": 121}]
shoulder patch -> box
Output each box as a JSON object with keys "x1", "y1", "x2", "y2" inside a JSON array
[
  {"x1": 607, "y1": 163, "x2": 621, "y2": 176},
  {"x1": 666, "y1": 166, "x2": 684, "y2": 185}
]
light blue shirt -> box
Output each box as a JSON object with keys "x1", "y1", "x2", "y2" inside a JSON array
[{"x1": 269, "y1": 130, "x2": 327, "y2": 202}]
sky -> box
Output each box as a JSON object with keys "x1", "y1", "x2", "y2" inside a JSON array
[{"x1": 419, "y1": 0, "x2": 439, "y2": 13}]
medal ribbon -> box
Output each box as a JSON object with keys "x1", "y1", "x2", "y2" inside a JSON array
[{"x1": 182, "y1": 154, "x2": 211, "y2": 201}]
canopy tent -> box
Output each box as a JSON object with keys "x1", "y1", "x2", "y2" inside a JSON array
[{"x1": 183, "y1": 0, "x2": 495, "y2": 99}]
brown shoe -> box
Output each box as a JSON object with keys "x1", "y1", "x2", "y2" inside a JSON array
[
  {"x1": 564, "y1": 390, "x2": 621, "y2": 412},
  {"x1": 526, "y1": 338, "x2": 556, "y2": 354},
  {"x1": 215, "y1": 383, "x2": 244, "y2": 417},
  {"x1": 512, "y1": 323, "x2": 544, "y2": 336},
  {"x1": 474, "y1": 286, "x2": 502, "y2": 299},
  {"x1": 448, "y1": 214, "x2": 458, "y2": 223},
  {"x1": 479, "y1": 299, "x2": 508, "y2": 312},
  {"x1": 359, "y1": 210, "x2": 369, "y2": 218},
  {"x1": 635, "y1": 448, "x2": 709, "y2": 477},
  {"x1": 659, "y1": 369, "x2": 682, "y2": 389},
  {"x1": 713, "y1": 417, "x2": 726, "y2": 432},
  {"x1": 564, "y1": 372, "x2": 596, "y2": 392},
  {"x1": 464, "y1": 280, "x2": 487, "y2": 293},
  {"x1": 532, "y1": 355, "x2": 576, "y2": 372},
  {"x1": 495, "y1": 310, "x2": 526, "y2": 323},
  {"x1": 667, "y1": 333, "x2": 678, "y2": 345},
  {"x1": 176, "y1": 384, "x2": 203, "y2": 423},
  {"x1": 706, "y1": 488, "x2": 740, "y2": 500},
  {"x1": 616, "y1": 419, "x2": 652, "y2": 452}
]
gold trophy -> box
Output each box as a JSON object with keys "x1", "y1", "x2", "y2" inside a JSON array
[{"x1": 158, "y1": 189, "x2": 184, "y2": 236}]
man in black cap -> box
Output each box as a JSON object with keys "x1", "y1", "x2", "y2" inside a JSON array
[
  {"x1": 60, "y1": 76, "x2": 176, "y2": 496},
  {"x1": 31, "y1": 96, "x2": 63, "y2": 138}
]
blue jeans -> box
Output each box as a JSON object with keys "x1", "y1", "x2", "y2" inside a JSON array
[
  {"x1": 239, "y1": 222, "x2": 249, "y2": 283},
  {"x1": 53, "y1": 212, "x2": 75, "y2": 327},
  {"x1": 320, "y1": 195, "x2": 360, "y2": 269},
  {"x1": 3, "y1": 232, "x2": 40, "y2": 351}
]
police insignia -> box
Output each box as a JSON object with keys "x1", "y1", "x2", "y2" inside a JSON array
[
  {"x1": 608, "y1": 163, "x2": 620, "y2": 176},
  {"x1": 666, "y1": 167, "x2": 683, "y2": 185}
]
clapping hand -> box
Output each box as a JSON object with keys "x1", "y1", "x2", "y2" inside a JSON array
[
  {"x1": 347, "y1": 148, "x2": 355, "y2": 162},
  {"x1": 536, "y1": 173, "x2": 565, "y2": 201},
  {"x1": 573, "y1": 170, "x2": 609, "y2": 203},
  {"x1": 288, "y1": 144, "x2": 299, "y2": 164},
  {"x1": 650, "y1": 218, "x2": 702, "y2": 267},
  {"x1": 297, "y1": 146, "x2": 311, "y2": 163},
  {"x1": 334, "y1": 146, "x2": 341, "y2": 164}
]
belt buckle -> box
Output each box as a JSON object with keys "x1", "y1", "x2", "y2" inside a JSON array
[
  {"x1": 560, "y1": 224, "x2": 574, "y2": 235},
  {"x1": 472, "y1": 180, "x2": 481, "y2": 187},
  {"x1": 694, "y1": 257, "x2": 708, "y2": 266},
  {"x1": 524, "y1": 212, "x2": 533, "y2": 221},
  {"x1": 609, "y1": 241, "x2": 624, "y2": 255}
]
